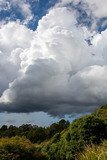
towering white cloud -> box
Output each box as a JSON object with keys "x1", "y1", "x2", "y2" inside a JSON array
[
  {"x1": 0, "y1": 3, "x2": 107, "y2": 115},
  {"x1": 0, "y1": 22, "x2": 33, "y2": 94}
]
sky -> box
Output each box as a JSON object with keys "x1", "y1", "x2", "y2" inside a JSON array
[{"x1": 0, "y1": 0, "x2": 107, "y2": 126}]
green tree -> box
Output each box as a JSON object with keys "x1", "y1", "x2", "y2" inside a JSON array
[{"x1": 68, "y1": 115, "x2": 107, "y2": 144}]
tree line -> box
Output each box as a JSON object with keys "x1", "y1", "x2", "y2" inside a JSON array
[{"x1": 0, "y1": 119, "x2": 70, "y2": 143}]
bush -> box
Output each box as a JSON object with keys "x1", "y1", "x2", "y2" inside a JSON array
[
  {"x1": 0, "y1": 136, "x2": 47, "y2": 160},
  {"x1": 68, "y1": 115, "x2": 107, "y2": 144},
  {"x1": 44, "y1": 115, "x2": 107, "y2": 160}
]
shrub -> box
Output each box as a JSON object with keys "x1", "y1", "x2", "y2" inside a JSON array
[
  {"x1": 45, "y1": 115, "x2": 107, "y2": 160},
  {"x1": 68, "y1": 115, "x2": 107, "y2": 144},
  {"x1": 0, "y1": 136, "x2": 47, "y2": 160}
]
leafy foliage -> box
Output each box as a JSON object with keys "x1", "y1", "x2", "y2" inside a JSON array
[
  {"x1": 93, "y1": 105, "x2": 107, "y2": 122},
  {"x1": 0, "y1": 119, "x2": 70, "y2": 143},
  {"x1": 0, "y1": 136, "x2": 47, "y2": 160},
  {"x1": 67, "y1": 115, "x2": 107, "y2": 144},
  {"x1": 39, "y1": 115, "x2": 107, "y2": 160}
]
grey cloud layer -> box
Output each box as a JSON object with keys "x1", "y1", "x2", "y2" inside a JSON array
[{"x1": 0, "y1": 3, "x2": 107, "y2": 115}]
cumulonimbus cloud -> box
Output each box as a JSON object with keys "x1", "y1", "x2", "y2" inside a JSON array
[{"x1": 0, "y1": 2, "x2": 107, "y2": 116}]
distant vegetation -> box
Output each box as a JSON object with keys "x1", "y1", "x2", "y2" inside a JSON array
[
  {"x1": 0, "y1": 119, "x2": 70, "y2": 143},
  {"x1": 1, "y1": 105, "x2": 107, "y2": 159}
]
